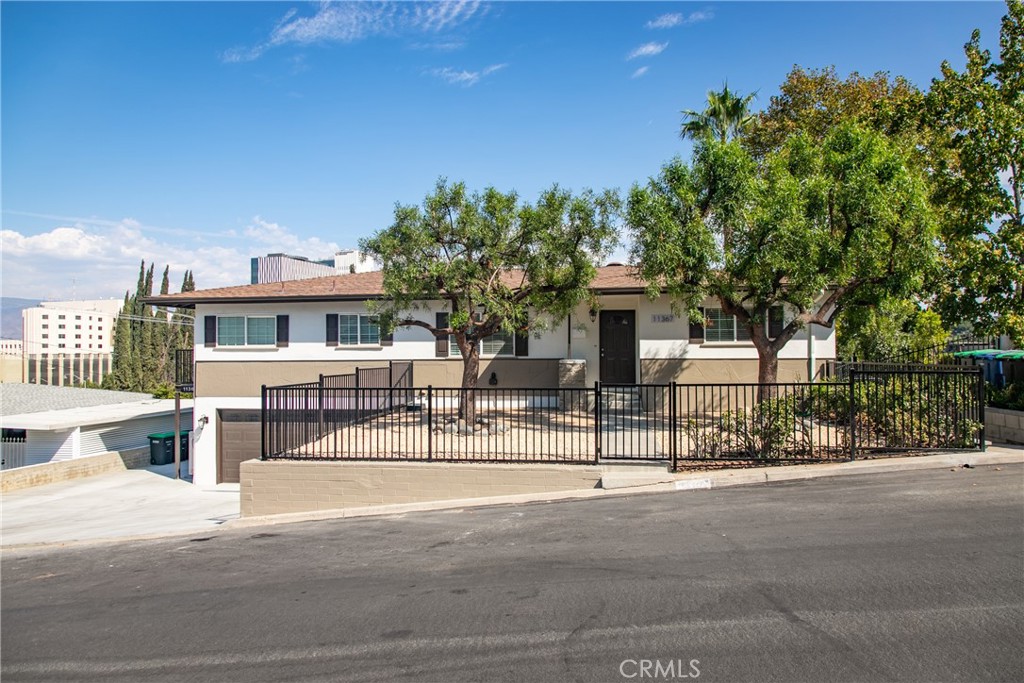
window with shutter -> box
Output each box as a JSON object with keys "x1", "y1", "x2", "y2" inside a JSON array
[
  {"x1": 688, "y1": 308, "x2": 705, "y2": 343},
  {"x1": 435, "y1": 312, "x2": 449, "y2": 357}
]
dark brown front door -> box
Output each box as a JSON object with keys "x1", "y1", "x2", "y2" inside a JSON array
[{"x1": 600, "y1": 310, "x2": 636, "y2": 383}]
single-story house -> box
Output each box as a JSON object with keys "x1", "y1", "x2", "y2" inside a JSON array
[
  {"x1": 1, "y1": 384, "x2": 193, "y2": 474},
  {"x1": 148, "y1": 265, "x2": 836, "y2": 487}
]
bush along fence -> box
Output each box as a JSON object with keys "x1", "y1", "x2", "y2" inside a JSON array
[{"x1": 261, "y1": 365, "x2": 985, "y2": 469}]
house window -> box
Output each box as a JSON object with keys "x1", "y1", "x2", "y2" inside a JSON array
[
  {"x1": 42, "y1": 324, "x2": 48, "y2": 329},
  {"x1": 41, "y1": 334, "x2": 48, "y2": 339},
  {"x1": 75, "y1": 315, "x2": 81, "y2": 320},
  {"x1": 42, "y1": 314, "x2": 48, "y2": 319},
  {"x1": 338, "y1": 315, "x2": 380, "y2": 345},
  {"x1": 217, "y1": 316, "x2": 276, "y2": 347},
  {"x1": 58, "y1": 324, "x2": 65, "y2": 330},
  {"x1": 450, "y1": 329, "x2": 515, "y2": 356},
  {"x1": 58, "y1": 315, "x2": 65, "y2": 320},
  {"x1": 704, "y1": 308, "x2": 752, "y2": 343}
]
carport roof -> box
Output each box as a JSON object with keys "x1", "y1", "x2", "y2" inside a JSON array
[{"x1": 1, "y1": 384, "x2": 194, "y2": 431}]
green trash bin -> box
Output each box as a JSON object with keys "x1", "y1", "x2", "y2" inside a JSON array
[{"x1": 148, "y1": 431, "x2": 191, "y2": 466}]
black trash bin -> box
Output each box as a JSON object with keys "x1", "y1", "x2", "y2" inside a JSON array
[{"x1": 148, "y1": 431, "x2": 191, "y2": 466}]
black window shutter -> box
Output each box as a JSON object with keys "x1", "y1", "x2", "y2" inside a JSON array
[
  {"x1": 276, "y1": 315, "x2": 289, "y2": 347},
  {"x1": 435, "y1": 312, "x2": 449, "y2": 357},
  {"x1": 204, "y1": 315, "x2": 217, "y2": 347},
  {"x1": 325, "y1": 314, "x2": 338, "y2": 347},
  {"x1": 688, "y1": 308, "x2": 705, "y2": 344},
  {"x1": 768, "y1": 306, "x2": 784, "y2": 339},
  {"x1": 514, "y1": 329, "x2": 529, "y2": 357}
]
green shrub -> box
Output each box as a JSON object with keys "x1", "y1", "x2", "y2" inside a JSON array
[{"x1": 989, "y1": 382, "x2": 1024, "y2": 411}]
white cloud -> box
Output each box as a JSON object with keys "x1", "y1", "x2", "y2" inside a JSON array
[
  {"x1": 428, "y1": 62, "x2": 506, "y2": 87},
  {"x1": 223, "y1": 0, "x2": 485, "y2": 63},
  {"x1": 0, "y1": 217, "x2": 343, "y2": 300},
  {"x1": 626, "y1": 42, "x2": 668, "y2": 60},
  {"x1": 631, "y1": 66, "x2": 649, "y2": 79},
  {"x1": 646, "y1": 11, "x2": 713, "y2": 29},
  {"x1": 409, "y1": 39, "x2": 466, "y2": 51},
  {"x1": 646, "y1": 13, "x2": 683, "y2": 29}
]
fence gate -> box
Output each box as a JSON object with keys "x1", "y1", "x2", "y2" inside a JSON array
[
  {"x1": 849, "y1": 366, "x2": 985, "y2": 456},
  {"x1": 597, "y1": 384, "x2": 673, "y2": 461}
]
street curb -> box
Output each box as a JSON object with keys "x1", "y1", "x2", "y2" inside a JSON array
[
  {"x1": 224, "y1": 447, "x2": 1023, "y2": 530},
  {"x1": 4, "y1": 447, "x2": 1020, "y2": 550}
]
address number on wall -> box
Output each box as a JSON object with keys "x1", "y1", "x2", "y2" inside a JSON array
[{"x1": 651, "y1": 314, "x2": 675, "y2": 323}]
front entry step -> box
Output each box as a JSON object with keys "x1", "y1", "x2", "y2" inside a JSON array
[{"x1": 599, "y1": 463, "x2": 674, "y2": 490}]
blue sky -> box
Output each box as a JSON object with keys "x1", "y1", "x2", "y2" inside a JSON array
[{"x1": 1, "y1": 1, "x2": 1006, "y2": 300}]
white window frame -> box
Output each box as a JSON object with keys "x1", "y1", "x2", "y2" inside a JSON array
[
  {"x1": 449, "y1": 328, "x2": 515, "y2": 357},
  {"x1": 704, "y1": 308, "x2": 752, "y2": 343},
  {"x1": 338, "y1": 314, "x2": 381, "y2": 346},
  {"x1": 216, "y1": 315, "x2": 277, "y2": 347}
]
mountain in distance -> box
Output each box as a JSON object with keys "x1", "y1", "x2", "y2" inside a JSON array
[{"x1": 0, "y1": 297, "x2": 42, "y2": 340}]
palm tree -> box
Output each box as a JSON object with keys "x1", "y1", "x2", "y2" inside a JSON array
[{"x1": 680, "y1": 83, "x2": 757, "y2": 143}]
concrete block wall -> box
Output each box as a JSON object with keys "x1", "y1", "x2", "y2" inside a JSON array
[
  {"x1": 240, "y1": 460, "x2": 603, "y2": 516},
  {"x1": 1, "y1": 452, "x2": 126, "y2": 493},
  {"x1": 0, "y1": 446, "x2": 153, "y2": 493},
  {"x1": 986, "y1": 408, "x2": 1024, "y2": 445}
]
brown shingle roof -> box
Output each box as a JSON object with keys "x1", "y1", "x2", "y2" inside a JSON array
[{"x1": 146, "y1": 265, "x2": 648, "y2": 307}]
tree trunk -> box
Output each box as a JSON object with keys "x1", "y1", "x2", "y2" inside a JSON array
[
  {"x1": 755, "y1": 343, "x2": 780, "y2": 402},
  {"x1": 459, "y1": 346, "x2": 479, "y2": 425}
]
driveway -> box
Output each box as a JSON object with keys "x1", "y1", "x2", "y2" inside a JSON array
[{"x1": 1, "y1": 464, "x2": 239, "y2": 547}]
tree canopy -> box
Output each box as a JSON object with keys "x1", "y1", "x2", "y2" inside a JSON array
[
  {"x1": 104, "y1": 261, "x2": 195, "y2": 395},
  {"x1": 743, "y1": 65, "x2": 924, "y2": 159},
  {"x1": 680, "y1": 83, "x2": 757, "y2": 143},
  {"x1": 627, "y1": 124, "x2": 938, "y2": 384},
  {"x1": 926, "y1": 0, "x2": 1023, "y2": 344},
  {"x1": 361, "y1": 179, "x2": 618, "y2": 417}
]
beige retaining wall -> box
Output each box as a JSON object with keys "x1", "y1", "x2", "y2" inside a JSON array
[
  {"x1": 987, "y1": 407, "x2": 1024, "y2": 445},
  {"x1": 240, "y1": 459, "x2": 602, "y2": 517},
  {"x1": 0, "y1": 446, "x2": 149, "y2": 493}
]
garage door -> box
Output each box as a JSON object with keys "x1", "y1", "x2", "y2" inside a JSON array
[{"x1": 218, "y1": 410, "x2": 261, "y2": 484}]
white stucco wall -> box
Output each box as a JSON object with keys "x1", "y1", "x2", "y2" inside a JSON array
[{"x1": 189, "y1": 293, "x2": 837, "y2": 486}]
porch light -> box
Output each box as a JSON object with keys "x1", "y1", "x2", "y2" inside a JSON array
[{"x1": 589, "y1": 307, "x2": 597, "y2": 323}]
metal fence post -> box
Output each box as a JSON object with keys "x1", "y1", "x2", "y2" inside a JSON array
[
  {"x1": 427, "y1": 385, "x2": 434, "y2": 461},
  {"x1": 594, "y1": 381, "x2": 602, "y2": 464},
  {"x1": 260, "y1": 384, "x2": 267, "y2": 460},
  {"x1": 848, "y1": 369, "x2": 857, "y2": 461},
  {"x1": 670, "y1": 381, "x2": 677, "y2": 472},
  {"x1": 977, "y1": 367, "x2": 987, "y2": 452},
  {"x1": 318, "y1": 374, "x2": 325, "y2": 440}
]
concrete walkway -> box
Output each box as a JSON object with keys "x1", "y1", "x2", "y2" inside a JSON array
[
  {"x1": 2, "y1": 445, "x2": 1021, "y2": 550},
  {"x1": 1, "y1": 464, "x2": 239, "y2": 548}
]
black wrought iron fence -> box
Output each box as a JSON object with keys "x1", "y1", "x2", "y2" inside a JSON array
[
  {"x1": 262, "y1": 365, "x2": 985, "y2": 467},
  {"x1": 262, "y1": 361, "x2": 414, "y2": 459}
]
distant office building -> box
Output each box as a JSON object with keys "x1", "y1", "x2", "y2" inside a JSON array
[
  {"x1": 17, "y1": 301, "x2": 120, "y2": 386},
  {"x1": 0, "y1": 339, "x2": 23, "y2": 356},
  {"x1": 333, "y1": 249, "x2": 379, "y2": 274},
  {"x1": 251, "y1": 250, "x2": 379, "y2": 284},
  {"x1": 22, "y1": 300, "x2": 120, "y2": 356}
]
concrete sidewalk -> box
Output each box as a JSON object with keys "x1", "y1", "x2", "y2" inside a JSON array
[
  {"x1": 1, "y1": 464, "x2": 239, "y2": 548},
  {"x1": 2, "y1": 446, "x2": 1021, "y2": 550}
]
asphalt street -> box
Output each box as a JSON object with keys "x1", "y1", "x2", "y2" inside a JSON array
[{"x1": 2, "y1": 465, "x2": 1022, "y2": 682}]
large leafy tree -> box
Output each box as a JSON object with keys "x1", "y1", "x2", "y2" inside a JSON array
[
  {"x1": 680, "y1": 83, "x2": 757, "y2": 143},
  {"x1": 743, "y1": 66, "x2": 925, "y2": 159},
  {"x1": 927, "y1": 0, "x2": 1023, "y2": 344},
  {"x1": 627, "y1": 124, "x2": 937, "y2": 386},
  {"x1": 361, "y1": 180, "x2": 618, "y2": 421}
]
